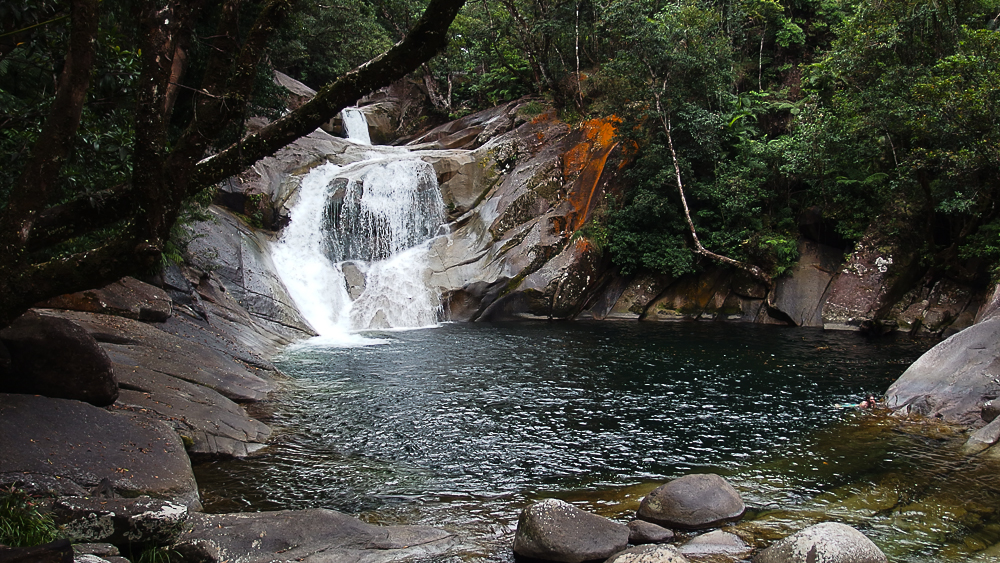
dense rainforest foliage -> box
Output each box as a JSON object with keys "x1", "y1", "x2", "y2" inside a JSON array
[{"x1": 1, "y1": 0, "x2": 998, "y2": 325}]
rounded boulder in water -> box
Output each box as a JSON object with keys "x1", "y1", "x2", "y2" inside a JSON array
[
  {"x1": 753, "y1": 522, "x2": 887, "y2": 563},
  {"x1": 512, "y1": 498, "x2": 629, "y2": 563},
  {"x1": 637, "y1": 473, "x2": 746, "y2": 530}
]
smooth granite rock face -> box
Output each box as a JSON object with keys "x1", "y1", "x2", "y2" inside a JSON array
[
  {"x1": 513, "y1": 498, "x2": 630, "y2": 563},
  {"x1": 753, "y1": 522, "x2": 887, "y2": 563},
  {"x1": 0, "y1": 311, "x2": 118, "y2": 406},
  {"x1": 638, "y1": 474, "x2": 746, "y2": 530},
  {"x1": 0, "y1": 394, "x2": 200, "y2": 509},
  {"x1": 175, "y1": 508, "x2": 454, "y2": 563},
  {"x1": 606, "y1": 544, "x2": 691, "y2": 563},
  {"x1": 887, "y1": 317, "x2": 1000, "y2": 424}
]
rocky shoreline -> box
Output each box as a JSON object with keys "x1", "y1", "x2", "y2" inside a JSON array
[{"x1": 0, "y1": 271, "x2": 462, "y2": 562}]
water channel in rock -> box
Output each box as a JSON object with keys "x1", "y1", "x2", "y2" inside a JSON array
[{"x1": 194, "y1": 321, "x2": 1000, "y2": 562}]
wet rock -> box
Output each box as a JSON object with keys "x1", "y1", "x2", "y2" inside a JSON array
[
  {"x1": 606, "y1": 544, "x2": 690, "y2": 563},
  {"x1": 887, "y1": 317, "x2": 1000, "y2": 424},
  {"x1": 37, "y1": 277, "x2": 172, "y2": 323},
  {"x1": 0, "y1": 394, "x2": 200, "y2": 509},
  {"x1": 54, "y1": 496, "x2": 187, "y2": 547},
  {"x1": 678, "y1": 530, "x2": 752, "y2": 561},
  {"x1": 0, "y1": 311, "x2": 118, "y2": 406},
  {"x1": 0, "y1": 539, "x2": 73, "y2": 563},
  {"x1": 983, "y1": 399, "x2": 1000, "y2": 423},
  {"x1": 175, "y1": 508, "x2": 454, "y2": 563},
  {"x1": 753, "y1": 522, "x2": 886, "y2": 563},
  {"x1": 637, "y1": 474, "x2": 746, "y2": 530},
  {"x1": 771, "y1": 241, "x2": 840, "y2": 327},
  {"x1": 513, "y1": 498, "x2": 629, "y2": 563},
  {"x1": 964, "y1": 416, "x2": 1000, "y2": 453},
  {"x1": 406, "y1": 101, "x2": 519, "y2": 151},
  {"x1": 157, "y1": 264, "x2": 304, "y2": 365},
  {"x1": 624, "y1": 520, "x2": 672, "y2": 545},
  {"x1": 185, "y1": 206, "x2": 315, "y2": 344},
  {"x1": 642, "y1": 268, "x2": 778, "y2": 324},
  {"x1": 341, "y1": 261, "x2": 367, "y2": 300},
  {"x1": 606, "y1": 274, "x2": 674, "y2": 320}
]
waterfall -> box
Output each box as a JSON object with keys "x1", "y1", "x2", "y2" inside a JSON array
[
  {"x1": 271, "y1": 157, "x2": 447, "y2": 339},
  {"x1": 341, "y1": 108, "x2": 371, "y2": 145}
]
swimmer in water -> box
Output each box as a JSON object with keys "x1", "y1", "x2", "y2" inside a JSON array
[{"x1": 859, "y1": 394, "x2": 878, "y2": 409}]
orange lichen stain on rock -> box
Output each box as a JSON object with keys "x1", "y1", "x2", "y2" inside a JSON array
[
  {"x1": 531, "y1": 109, "x2": 557, "y2": 125},
  {"x1": 562, "y1": 117, "x2": 620, "y2": 232}
]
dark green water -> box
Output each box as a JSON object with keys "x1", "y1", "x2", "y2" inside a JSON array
[{"x1": 194, "y1": 322, "x2": 1000, "y2": 561}]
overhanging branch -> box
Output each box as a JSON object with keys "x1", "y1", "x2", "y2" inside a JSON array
[{"x1": 192, "y1": 0, "x2": 467, "y2": 190}]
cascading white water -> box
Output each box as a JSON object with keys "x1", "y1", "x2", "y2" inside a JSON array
[
  {"x1": 271, "y1": 156, "x2": 447, "y2": 339},
  {"x1": 341, "y1": 108, "x2": 371, "y2": 145}
]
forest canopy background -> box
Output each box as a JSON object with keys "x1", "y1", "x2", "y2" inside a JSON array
[{"x1": 0, "y1": 0, "x2": 998, "y2": 326}]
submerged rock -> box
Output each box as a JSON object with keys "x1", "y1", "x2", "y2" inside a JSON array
[
  {"x1": 678, "y1": 530, "x2": 752, "y2": 561},
  {"x1": 175, "y1": 508, "x2": 454, "y2": 563},
  {"x1": 606, "y1": 544, "x2": 690, "y2": 563},
  {"x1": 628, "y1": 519, "x2": 675, "y2": 544},
  {"x1": 753, "y1": 522, "x2": 886, "y2": 563},
  {"x1": 513, "y1": 498, "x2": 630, "y2": 563},
  {"x1": 638, "y1": 474, "x2": 746, "y2": 530}
]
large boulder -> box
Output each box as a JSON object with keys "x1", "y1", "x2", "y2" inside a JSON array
[
  {"x1": 753, "y1": 522, "x2": 887, "y2": 563},
  {"x1": 822, "y1": 236, "x2": 902, "y2": 331},
  {"x1": 53, "y1": 496, "x2": 187, "y2": 547},
  {"x1": 174, "y1": 508, "x2": 454, "y2": 563},
  {"x1": 606, "y1": 544, "x2": 690, "y2": 563},
  {"x1": 0, "y1": 311, "x2": 118, "y2": 406},
  {"x1": 512, "y1": 498, "x2": 629, "y2": 563},
  {"x1": 637, "y1": 474, "x2": 746, "y2": 530},
  {"x1": 0, "y1": 394, "x2": 200, "y2": 509},
  {"x1": 886, "y1": 316, "x2": 1000, "y2": 424}
]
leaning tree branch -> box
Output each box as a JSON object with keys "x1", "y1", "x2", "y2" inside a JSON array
[
  {"x1": 192, "y1": 0, "x2": 467, "y2": 190},
  {"x1": 651, "y1": 75, "x2": 774, "y2": 299}
]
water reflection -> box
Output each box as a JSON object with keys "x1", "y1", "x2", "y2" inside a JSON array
[{"x1": 192, "y1": 322, "x2": 1000, "y2": 561}]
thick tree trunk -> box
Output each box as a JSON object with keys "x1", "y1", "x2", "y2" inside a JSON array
[{"x1": 0, "y1": 0, "x2": 99, "y2": 251}]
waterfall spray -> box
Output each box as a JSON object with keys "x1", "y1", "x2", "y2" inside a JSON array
[{"x1": 272, "y1": 156, "x2": 447, "y2": 338}]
